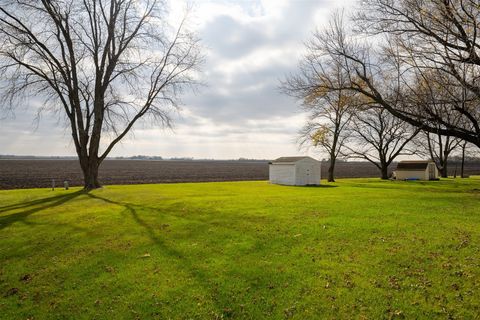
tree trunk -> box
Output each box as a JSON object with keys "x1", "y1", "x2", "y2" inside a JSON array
[
  {"x1": 440, "y1": 164, "x2": 448, "y2": 178},
  {"x1": 328, "y1": 153, "x2": 336, "y2": 182},
  {"x1": 461, "y1": 143, "x2": 466, "y2": 178},
  {"x1": 81, "y1": 157, "x2": 101, "y2": 190},
  {"x1": 440, "y1": 150, "x2": 449, "y2": 178},
  {"x1": 440, "y1": 157, "x2": 448, "y2": 178},
  {"x1": 76, "y1": 96, "x2": 104, "y2": 190},
  {"x1": 380, "y1": 164, "x2": 389, "y2": 180}
]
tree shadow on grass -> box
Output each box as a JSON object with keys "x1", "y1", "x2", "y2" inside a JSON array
[
  {"x1": 296, "y1": 184, "x2": 338, "y2": 188},
  {"x1": 86, "y1": 192, "x2": 259, "y2": 315},
  {"x1": 85, "y1": 193, "x2": 222, "y2": 253},
  {"x1": 0, "y1": 191, "x2": 84, "y2": 231}
]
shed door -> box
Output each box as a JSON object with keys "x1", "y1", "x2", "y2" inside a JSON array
[
  {"x1": 306, "y1": 165, "x2": 316, "y2": 184},
  {"x1": 428, "y1": 163, "x2": 436, "y2": 179}
]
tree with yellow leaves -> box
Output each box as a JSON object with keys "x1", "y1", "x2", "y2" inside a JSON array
[{"x1": 281, "y1": 13, "x2": 357, "y2": 182}]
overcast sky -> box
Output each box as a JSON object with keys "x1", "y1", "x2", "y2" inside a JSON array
[{"x1": 0, "y1": 0, "x2": 352, "y2": 159}]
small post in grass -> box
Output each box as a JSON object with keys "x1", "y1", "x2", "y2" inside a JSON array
[
  {"x1": 64, "y1": 180, "x2": 69, "y2": 190},
  {"x1": 51, "y1": 179, "x2": 55, "y2": 191}
]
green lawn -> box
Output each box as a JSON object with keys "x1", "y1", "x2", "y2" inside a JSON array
[{"x1": 0, "y1": 178, "x2": 479, "y2": 319}]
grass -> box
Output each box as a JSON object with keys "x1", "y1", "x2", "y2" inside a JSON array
[{"x1": 0, "y1": 178, "x2": 479, "y2": 319}]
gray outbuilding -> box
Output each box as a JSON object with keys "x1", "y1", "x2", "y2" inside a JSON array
[{"x1": 269, "y1": 156, "x2": 321, "y2": 186}]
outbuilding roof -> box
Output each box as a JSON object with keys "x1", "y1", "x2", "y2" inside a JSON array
[
  {"x1": 270, "y1": 156, "x2": 316, "y2": 164},
  {"x1": 396, "y1": 161, "x2": 433, "y2": 171}
]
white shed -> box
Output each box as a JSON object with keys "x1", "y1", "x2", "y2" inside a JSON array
[
  {"x1": 394, "y1": 160, "x2": 439, "y2": 180},
  {"x1": 269, "y1": 156, "x2": 321, "y2": 186}
]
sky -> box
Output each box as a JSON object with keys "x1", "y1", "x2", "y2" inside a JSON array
[{"x1": 0, "y1": 0, "x2": 353, "y2": 159}]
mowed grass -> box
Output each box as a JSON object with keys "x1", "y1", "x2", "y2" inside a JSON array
[{"x1": 0, "y1": 178, "x2": 479, "y2": 319}]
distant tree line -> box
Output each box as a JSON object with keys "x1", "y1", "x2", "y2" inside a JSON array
[{"x1": 282, "y1": 0, "x2": 480, "y2": 182}]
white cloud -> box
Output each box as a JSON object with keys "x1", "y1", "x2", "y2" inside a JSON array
[{"x1": 0, "y1": 0, "x2": 355, "y2": 159}]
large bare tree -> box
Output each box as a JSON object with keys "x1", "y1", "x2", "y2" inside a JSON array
[
  {"x1": 345, "y1": 107, "x2": 420, "y2": 179},
  {"x1": 281, "y1": 15, "x2": 357, "y2": 182},
  {"x1": 0, "y1": 0, "x2": 203, "y2": 189},
  {"x1": 295, "y1": 2, "x2": 480, "y2": 149},
  {"x1": 456, "y1": 141, "x2": 479, "y2": 178},
  {"x1": 411, "y1": 69, "x2": 466, "y2": 178},
  {"x1": 297, "y1": 88, "x2": 353, "y2": 183},
  {"x1": 352, "y1": 0, "x2": 480, "y2": 147},
  {"x1": 423, "y1": 131, "x2": 462, "y2": 178}
]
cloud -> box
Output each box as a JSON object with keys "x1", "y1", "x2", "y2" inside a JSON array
[
  {"x1": 0, "y1": 0, "x2": 352, "y2": 159},
  {"x1": 203, "y1": 15, "x2": 270, "y2": 59},
  {"x1": 182, "y1": 0, "x2": 334, "y2": 124},
  {"x1": 0, "y1": 108, "x2": 73, "y2": 156}
]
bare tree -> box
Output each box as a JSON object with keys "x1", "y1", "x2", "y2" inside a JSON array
[
  {"x1": 298, "y1": 89, "x2": 353, "y2": 182},
  {"x1": 457, "y1": 141, "x2": 479, "y2": 178},
  {"x1": 292, "y1": 2, "x2": 480, "y2": 150},
  {"x1": 0, "y1": 0, "x2": 203, "y2": 189},
  {"x1": 419, "y1": 131, "x2": 462, "y2": 178},
  {"x1": 281, "y1": 14, "x2": 356, "y2": 182},
  {"x1": 349, "y1": 0, "x2": 480, "y2": 147},
  {"x1": 344, "y1": 106, "x2": 420, "y2": 179},
  {"x1": 410, "y1": 68, "x2": 467, "y2": 178},
  {"x1": 460, "y1": 141, "x2": 468, "y2": 178}
]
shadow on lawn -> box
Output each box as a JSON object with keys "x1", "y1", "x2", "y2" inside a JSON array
[
  {"x1": 86, "y1": 193, "x2": 244, "y2": 313},
  {"x1": 298, "y1": 184, "x2": 338, "y2": 188},
  {"x1": 86, "y1": 193, "x2": 212, "y2": 251},
  {"x1": 0, "y1": 191, "x2": 84, "y2": 231}
]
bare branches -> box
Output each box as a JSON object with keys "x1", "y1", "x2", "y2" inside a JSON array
[
  {"x1": 0, "y1": 0, "x2": 203, "y2": 189},
  {"x1": 282, "y1": 5, "x2": 480, "y2": 179},
  {"x1": 350, "y1": 0, "x2": 480, "y2": 146},
  {"x1": 281, "y1": 12, "x2": 357, "y2": 182},
  {"x1": 283, "y1": 1, "x2": 480, "y2": 148},
  {"x1": 343, "y1": 106, "x2": 420, "y2": 178}
]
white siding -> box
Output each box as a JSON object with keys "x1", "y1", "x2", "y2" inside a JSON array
[
  {"x1": 295, "y1": 158, "x2": 321, "y2": 185},
  {"x1": 269, "y1": 164, "x2": 296, "y2": 185},
  {"x1": 269, "y1": 157, "x2": 321, "y2": 186},
  {"x1": 396, "y1": 170, "x2": 428, "y2": 180},
  {"x1": 428, "y1": 163, "x2": 439, "y2": 179}
]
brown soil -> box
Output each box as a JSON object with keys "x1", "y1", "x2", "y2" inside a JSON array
[{"x1": 0, "y1": 159, "x2": 478, "y2": 189}]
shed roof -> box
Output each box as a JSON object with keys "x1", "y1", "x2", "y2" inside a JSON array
[
  {"x1": 270, "y1": 156, "x2": 317, "y2": 164},
  {"x1": 396, "y1": 161, "x2": 433, "y2": 171}
]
